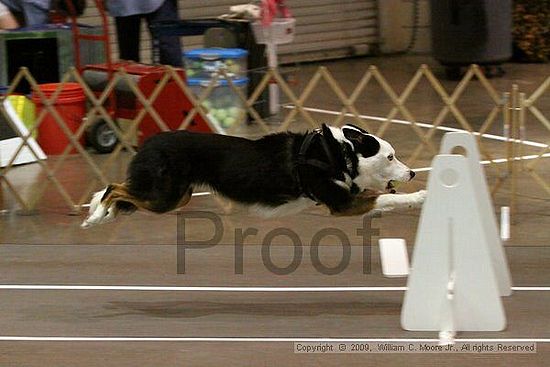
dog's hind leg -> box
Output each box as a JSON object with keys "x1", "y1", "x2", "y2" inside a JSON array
[
  {"x1": 176, "y1": 187, "x2": 193, "y2": 209},
  {"x1": 81, "y1": 186, "x2": 111, "y2": 228},
  {"x1": 329, "y1": 190, "x2": 380, "y2": 216},
  {"x1": 81, "y1": 183, "x2": 149, "y2": 228}
]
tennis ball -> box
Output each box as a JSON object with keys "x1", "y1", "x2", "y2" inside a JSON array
[
  {"x1": 216, "y1": 109, "x2": 228, "y2": 120},
  {"x1": 228, "y1": 64, "x2": 241, "y2": 74},
  {"x1": 391, "y1": 180, "x2": 402, "y2": 189},
  {"x1": 223, "y1": 116, "x2": 236, "y2": 127},
  {"x1": 228, "y1": 106, "x2": 241, "y2": 118},
  {"x1": 388, "y1": 180, "x2": 402, "y2": 193}
]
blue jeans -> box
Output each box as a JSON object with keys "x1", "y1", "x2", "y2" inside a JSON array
[
  {"x1": 0, "y1": 0, "x2": 50, "y2": 26},
  {"x1": 114, "y1": 0, "x2": 182, "y2": 67}
]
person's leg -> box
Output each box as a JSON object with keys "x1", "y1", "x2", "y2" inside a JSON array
[
  {"x1": 146, "y1": 0, "x2": 182, "y2": 66},
  {"x1": 115, "y1": 14, "x2": 142, "y2": 62},
  {"x1": 21, "y1": 0, "x2": 50, "y2": 26}
]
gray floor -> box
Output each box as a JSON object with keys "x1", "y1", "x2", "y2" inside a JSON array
[{"x1": 0, "y1": 55, "x2": 549, "y2": 366}]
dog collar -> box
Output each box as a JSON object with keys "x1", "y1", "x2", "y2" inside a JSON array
[
  {"x1": 295, "y1": 128, "x2": 341, "y2": 202},
  {"x1": 297, "y1": 129, "x2": 338, "y2": 173}
]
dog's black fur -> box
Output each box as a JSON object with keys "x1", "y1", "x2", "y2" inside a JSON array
[{"x1": 119, "y1": 124, "x2": 377, "y2": 215}]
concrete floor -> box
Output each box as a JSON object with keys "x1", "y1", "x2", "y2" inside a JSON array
[{"x1": 0, "y1": 55, "x2": 549, "y2": 366}]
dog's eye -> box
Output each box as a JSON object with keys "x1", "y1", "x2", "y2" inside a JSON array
[{"x1": 388, "y1": 154, "x2": 394, "y2": 161}]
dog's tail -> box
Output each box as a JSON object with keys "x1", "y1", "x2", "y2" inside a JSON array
[{"x1": 81, "y1": 183, "x2": 137, "y2": 229}]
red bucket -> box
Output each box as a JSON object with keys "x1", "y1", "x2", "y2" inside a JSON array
[{"x1": 32, "y1": 83, "x2": 86, "y2": 155}]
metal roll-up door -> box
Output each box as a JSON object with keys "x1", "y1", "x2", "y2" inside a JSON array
[
  {"x1": 78, "y1": 1, "x2": 379, "y2": 65},
  {"x1": 279, "y1": 0, "x2": 379, "y2": 63},
  {"x1": 182, "y1": 0, "x2": 380, "y2": 63}
]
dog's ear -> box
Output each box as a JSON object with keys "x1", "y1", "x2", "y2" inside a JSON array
[
  {"x1": 343, "y1": 127, "x2": 380, "y2": 158},
  {"x1": 358, "y1": 135, "x2": 381, "y2": 158},
  {"x1": 321, "y1": 123, "x2": 336, "y2": 142},
  {"x1": 321, "y1": 123, "x2": 343, "y2": 150},
  {"x1": 343, "y1": 123, "x2": 369, "y2": 135},
  {"x1": 342, "y1": 126, "x2": 365, "y2": 145}
]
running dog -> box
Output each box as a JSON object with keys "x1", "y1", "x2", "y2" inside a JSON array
[{"x1": 81, "y1": 124, "x2": 426, "y2": 228}]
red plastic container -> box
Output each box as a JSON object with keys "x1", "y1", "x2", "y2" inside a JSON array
[{"x1": 32, "y1": 83, "x2": 86, "y2": 155}]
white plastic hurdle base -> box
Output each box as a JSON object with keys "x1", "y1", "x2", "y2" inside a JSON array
[
  {"x1": 379, "y1": 238, "x2": 409, "y2": 278},
  {"x1": 401, "y1": 132, "x2": 513, "y2": 338},
  {"x1": 500, "y1": 206, "x2": 511, "y2": 241},
  {"x1": 440, "y1": 132, "x2": 512, "y2": 296}
]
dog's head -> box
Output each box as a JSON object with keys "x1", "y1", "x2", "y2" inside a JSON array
[{"x1": 323, "y1": 124, "x2": 415, "y2": 193}]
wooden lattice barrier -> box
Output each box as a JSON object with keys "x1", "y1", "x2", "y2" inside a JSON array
[
  {"x1": 523, "y1": 76, "x2": 550, "y2": 195},
  {"x1": 0, "y1": 64, "x2": 548, "y2": 214}
]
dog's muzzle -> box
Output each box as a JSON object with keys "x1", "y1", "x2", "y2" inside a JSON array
[
  {"x1": 386, "y1": 181, "x2": 397, "y2": 194},
  {"x1": 387, "y1": 171, "x2": 416, "y2": 193}
]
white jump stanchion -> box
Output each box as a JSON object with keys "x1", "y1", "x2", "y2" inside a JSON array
[
  {"x1": 379, "y1": 238, "x2": 409, "y2": 278},
  {"x1": 500, "y1": 206, "x2": 511, "y2": 241},
  {"x1": 439, "y1": 132, "x2": 512, "y2": 296},
  {"x1": 401, "y1": 154, "x2": 507, "y2": 335}
]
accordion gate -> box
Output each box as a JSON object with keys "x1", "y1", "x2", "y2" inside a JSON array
[{"x1": 0, "y1": 64, "x2": 548, "y2": 216}]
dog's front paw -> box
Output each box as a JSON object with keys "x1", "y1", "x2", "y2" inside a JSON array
[{"x1": 410, "y1": 189, "x2": 427, "y2": 208}]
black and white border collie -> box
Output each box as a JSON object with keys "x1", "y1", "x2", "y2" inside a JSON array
[{"x1": 82, "y1": 124, "x2": 426, "y2": 228}]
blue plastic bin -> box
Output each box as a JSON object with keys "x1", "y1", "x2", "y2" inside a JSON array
[{"x1": 183, "y1": 48, "x2": 248, "y2": 79}]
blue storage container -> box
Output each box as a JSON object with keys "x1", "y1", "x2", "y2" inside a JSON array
[
  {"x1": 183, "y1": 48, "x2": 248, "y2": 79},
  {"x1": 187, "y1": 77, "x2": 248, "y2": 129}
]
